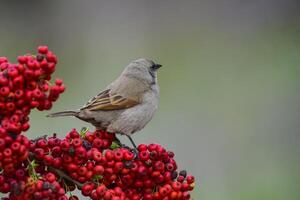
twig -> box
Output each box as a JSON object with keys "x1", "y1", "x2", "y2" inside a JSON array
[
  {"x1": 48, "y1": 166, "x2": 84, "y2": 189},
  {"x1": 29, "y1": 150, "x2": 84, "y2": 189}
]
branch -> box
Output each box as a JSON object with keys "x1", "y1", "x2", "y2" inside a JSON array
[
  {"x1": 48, "y1": 166, "x2": 84, "y2": 189},
  {"x1": 29, "y1": 148, "x2": 84, "y2": 190}
]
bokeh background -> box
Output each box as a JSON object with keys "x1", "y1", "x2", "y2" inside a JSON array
[{"x1": 1, "y1": 0, "x2": 300, "y2": 199}]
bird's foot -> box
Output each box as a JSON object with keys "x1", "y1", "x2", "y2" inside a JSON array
[
  {"x1": 125, "y1": 135, "x2": 139, "y2": 157},
  {"x1": 114, "y1": 134, "x2": 138, "y2": 157},
  {"x1": 112, "y1": 135, "x2": 131, "y2": 150},
  {"x1": 131, "y1": 148, "x2": 139, "y2": 158}
]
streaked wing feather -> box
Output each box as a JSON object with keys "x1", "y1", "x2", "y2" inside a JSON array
[
  {"x1": 81, "y1": 89, "x2": 110, "y2": 109},
  {"x1": 81, "y1": 89, "x2": 139, "y2": 111}
]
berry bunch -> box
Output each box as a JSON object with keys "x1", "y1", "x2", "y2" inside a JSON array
[
  {"x1": 0, "y1": 134, "x2": 30, "y2": 174},
  {"x1": 0, "y1": 46, "x2": 64, "y2": 174},
  {"x1": 29, "y1": 129, "x2": 195, "y2": 199},
  {"x1": 30, "y1": 129, "x2": 115, "y2": 184},
  {"x1": 1, "y1": 170, "x2": 68, "y2": 200},
  {"x1": 0, "y1": 46, "x2": 64, "y2": 134},
  {"x1": 0, "y1": 47, "x2": 195, "y2": 199}
]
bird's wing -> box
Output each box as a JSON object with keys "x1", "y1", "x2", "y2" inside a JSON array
[{"x1": 81, "y1": 89, "x2": 140, "y2": 111}]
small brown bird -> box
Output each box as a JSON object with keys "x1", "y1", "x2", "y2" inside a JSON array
[{"x1": 47, "y1": 58, "x2": 162, "y2": 148}]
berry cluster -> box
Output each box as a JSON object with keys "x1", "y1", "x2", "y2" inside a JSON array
[
  {"x1": 30, "y1": 129, "x2": 115, "y2": 184},
  {"x1": 0, "y1": 134, "x2": 30, "y2": 174},
  {"x1": 1, "y1": 171, "x2": 67, "y2": 200},
  {"x1": 0, "y1": 46, "x2": 64, "y2": 134},
  {"x1": 0, "y1": 46, "x2": 64, "y2": 173},
  {"x1": 29, "y1": 129, "x2": 194, "y2": 199},
  {"x1": 0, "y1": 47, "x2": 195, "y2": 199}
]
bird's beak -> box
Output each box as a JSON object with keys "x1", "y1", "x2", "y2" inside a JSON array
[{"x1": 153, "y1": 64, "x2": 162, "y2": 70}]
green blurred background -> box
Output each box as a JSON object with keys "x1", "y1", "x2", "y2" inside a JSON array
[{"x1": 1, "y1": 0, "x2": 300, "y2": 199}]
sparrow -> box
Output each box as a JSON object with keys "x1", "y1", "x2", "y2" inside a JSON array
[{"x1": 47, "y1": 58, "x2": 162, "y2": 148}]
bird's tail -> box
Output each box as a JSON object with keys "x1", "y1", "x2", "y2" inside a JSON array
[{"x1": 46, "y1": 111, "x2": 78, "y2": 118}]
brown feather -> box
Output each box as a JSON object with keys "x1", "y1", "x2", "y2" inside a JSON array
[{"x1": 81, "y1": 89, "x2": 140, "y2": 111}]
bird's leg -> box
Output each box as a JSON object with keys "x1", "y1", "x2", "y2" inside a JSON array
[
  {"x1": 126, "y1": 135, "x2": 139, "y2": 157},
  {"x1": 114, "y1": 133, "x2": 138, "y2": 156},
  {"x1": 113, "y1": 133, "x2": 131, "y2": 149},
  {"x1": 126, "y1": 135, "x2": 137, "y2": 149}
]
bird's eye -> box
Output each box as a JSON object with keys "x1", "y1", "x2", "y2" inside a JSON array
[{"x1": 151, "y1": 64, "x2": 162, "y2": 70}]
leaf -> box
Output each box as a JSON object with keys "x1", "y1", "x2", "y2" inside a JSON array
[{"x1": 110, "y1": 141, "x2": 120, "y2": 150}]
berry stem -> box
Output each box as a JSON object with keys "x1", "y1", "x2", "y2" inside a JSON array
[{"x1": 26, "y1": 158, "x2": 39, "y2": 181}]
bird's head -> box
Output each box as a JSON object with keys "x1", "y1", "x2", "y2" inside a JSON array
[{"x1": 122, "y1": 58, "x2": 162, "y2": 84}]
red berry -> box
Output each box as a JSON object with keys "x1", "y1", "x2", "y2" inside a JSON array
[
  {"x1": 38, "y1": 46, "x2": 49, "y2": 54},
  {"x1": 0, "y1": 86, "x2": 9, "y2": 96}
]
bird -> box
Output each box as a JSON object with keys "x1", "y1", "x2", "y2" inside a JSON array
[{"x1": 47, "y1": 58, "x2": 162, "y2": 148}]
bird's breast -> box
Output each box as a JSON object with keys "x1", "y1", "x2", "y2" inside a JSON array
[{"x1": 106, "y1": 90, "x2": 159, "y2": 135}]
